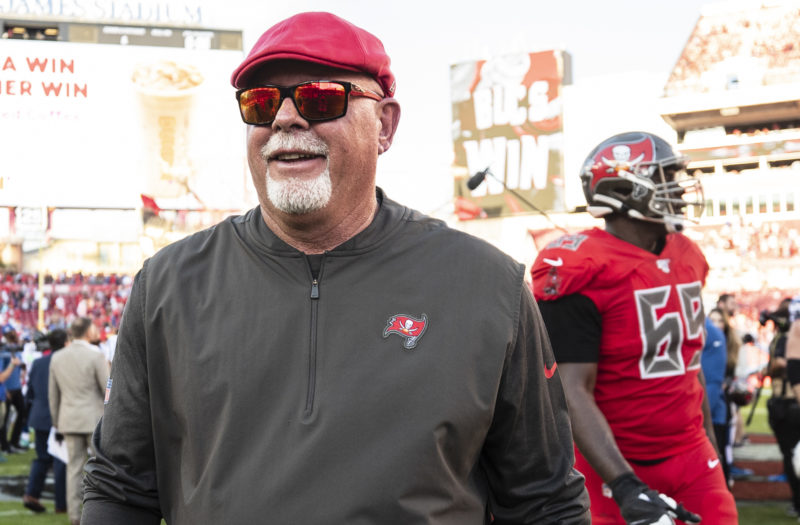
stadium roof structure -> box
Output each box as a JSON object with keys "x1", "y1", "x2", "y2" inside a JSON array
[{"x1": 659, "y1": 1, "x2": 800, "y2": 133}]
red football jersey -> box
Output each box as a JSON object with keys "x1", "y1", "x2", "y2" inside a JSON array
[{"x1": 531, "y1": 228, "x2": 709, "y2": 460}]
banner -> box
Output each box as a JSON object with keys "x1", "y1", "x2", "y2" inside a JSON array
[
  {"x1": 450, "y1": 50, "x2": 569, "y2": 219},
  {"x1": 0, "y1": 21, "x2": 245, "y2": 210}
]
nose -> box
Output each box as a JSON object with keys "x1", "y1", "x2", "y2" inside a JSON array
[{"x1": 272, "y1": 96, "x2": 309, "y2": 132}]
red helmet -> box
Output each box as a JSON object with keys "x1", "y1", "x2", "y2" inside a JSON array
[{"x1": 580, "y1": 131, "x2": 703, "y2": 232}]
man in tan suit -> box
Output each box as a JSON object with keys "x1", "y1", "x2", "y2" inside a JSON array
[{"x1": 49, "y1": 317, "x2": 108, "y2": 525}]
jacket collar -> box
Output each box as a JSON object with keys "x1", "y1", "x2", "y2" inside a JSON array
[
  {"x1": 236, "y1": 187, "x2": 412, "y2": 256},
  {"x1": 68, "y1": 339, "x2": 98, "y2": 351}
]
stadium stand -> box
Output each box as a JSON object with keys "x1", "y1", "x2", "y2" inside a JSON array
[
  {"x1": 656, "y1": 2, "x2": 800, "y2": 507},
  {"x1": 0, "y1": 272, "x2": 131, "y2": 338},
  {"x1": 665, "y1": 2, "x2": 800, "y2": 95},
  {"x1": 659, "y1": 1, "x2": 800, "y2": 300}
]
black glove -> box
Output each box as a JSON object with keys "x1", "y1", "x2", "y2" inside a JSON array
[{"x1": 609, "y1": 473, "x2": 701, "y2": 525}]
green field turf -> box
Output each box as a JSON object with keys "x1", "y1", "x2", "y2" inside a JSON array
[{"x1": 0, "y1": 392, "x2": 786, "y2": 524}]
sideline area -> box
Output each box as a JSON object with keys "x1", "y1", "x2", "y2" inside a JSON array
[{"x1": 0, "y1": 435, "x2": 792, "y2": 524}]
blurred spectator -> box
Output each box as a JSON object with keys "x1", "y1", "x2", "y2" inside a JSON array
[
  {"x1": 765, "y1": 297, "x2": 800, "y2": 516},
  {"x1": 48, "y1": 318, "x2": 108, "y2": 525},
  {"x1": 99, "y1": 326, "x2": 117, "y2": 368},
  {"x1": 0, "y1": 348, "x2": 21, "y2": 462},
  {"x1": 787, "y1": 296, "x2": 800, "y2": 401},
  {"x1": 716, "y1": 294, "x2": 750, "y2": 446},
  {"x1": 718, "y1": 293, "x2": 737, "y2": 319},
  {"x1": 22, "y1": 329, "x2": 68, "y2": 514},
  {"x1": 736, "y1": 333, "x2": 768, "y2": 391},
  {"x1": 0, "y1": 328, "x2": 27, "y2": 453},
  {"x1": 709, "y1": 306, "x2": 754, "y2": 481},
  {"x1": 702, "y1": 312, "x2": 732, "y2": 487}
]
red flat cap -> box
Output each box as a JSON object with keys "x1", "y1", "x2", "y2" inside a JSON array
[{"x1": 230, "y1": 12, "x2": 396, "y2": 97}]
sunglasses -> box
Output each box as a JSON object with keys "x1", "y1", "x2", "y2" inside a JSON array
[{"x1": 236, "y1": 80, "x2": 383, "y2": 125}]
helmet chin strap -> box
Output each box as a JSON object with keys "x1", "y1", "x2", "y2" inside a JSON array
[
  {"x1": 590, "y1": 195, "x2": 687, "y2": 233},
  {"x1": 665, "y1": 219, "x2": 684, "y2": 233},
  {"x1": 586, "y1": 205, "x2": 613, "y2": 218},
  {"x1": 627, "y1": 208, "x2": 685, "y2": 233}
]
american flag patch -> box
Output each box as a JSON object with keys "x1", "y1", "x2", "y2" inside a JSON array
[{"x1": 104, "y1": 378, "x2": 112, "y2": 405}]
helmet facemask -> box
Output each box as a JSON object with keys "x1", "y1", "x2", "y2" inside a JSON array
[{"x1": 648, "y1": 162, "x2": 704, "y2": 232}]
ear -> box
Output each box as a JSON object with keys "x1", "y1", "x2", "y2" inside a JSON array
[{"x1": 376, "y1": 99, "x2": 401, "y2": 155}]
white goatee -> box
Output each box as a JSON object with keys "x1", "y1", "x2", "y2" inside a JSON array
[{"x1": 261, "y1": 132, "x2": 332, "y2": 215}]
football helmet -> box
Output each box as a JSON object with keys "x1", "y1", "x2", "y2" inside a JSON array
[{"x1": 580, "y1": 131, "x2": 703, "y2": 232}]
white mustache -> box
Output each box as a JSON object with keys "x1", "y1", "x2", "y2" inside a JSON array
[{"x1": 260, "y1": 132, "x2": 329, "y2": 160}]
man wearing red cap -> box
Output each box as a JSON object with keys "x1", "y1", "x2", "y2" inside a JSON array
[{"x1": 82, "y1": 12, "x2": 589, "y2": 524}]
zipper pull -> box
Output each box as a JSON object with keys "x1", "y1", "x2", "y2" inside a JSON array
[{"x1": 310, "y1": 279, "x2": 320, "y2": 299}]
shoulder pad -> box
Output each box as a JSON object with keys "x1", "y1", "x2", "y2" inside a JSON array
[{"x1": 531, "y1": 230, "x2": 601, "y2": 300}]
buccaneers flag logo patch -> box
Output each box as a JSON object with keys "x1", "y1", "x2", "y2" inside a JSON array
[{"x1": 383, "y1": 313, "x2": 428, "y2": 349}]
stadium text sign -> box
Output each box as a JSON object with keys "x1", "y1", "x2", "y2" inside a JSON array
[
  {"x1": 0, "y1": 55, "x2": 86, "y2": 97},
  {"x1": 0, "y1": 0, "x2": 202, "y2": 25},
  {"x1": 0, "y1": 21, "x2": 246, "y2": 210},
  {"x1": 450, "y1": 51, "x2": 568, "y2": 219}
]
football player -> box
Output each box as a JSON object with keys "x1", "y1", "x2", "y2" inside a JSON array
[{"x1": 531, "y1": 131, "x2": 738, "y2": 524}]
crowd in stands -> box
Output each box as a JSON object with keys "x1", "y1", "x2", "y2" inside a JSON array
[
  {"x1": 0, "y1": 272, "x2": 132, "y2": 340},
  {"x1": 664, "y1": 4, "x2": 800, "y2": 95},
  {"x1": 679, "y1": 121, "x2": 800, "y2": 150},
  {"x1": 666, "y1": 10, "x2": 744, "y2": 94},
  {"x1": 691, "y1": 219, "x2": 800, "y2": 307},
  {"x1": 727, "y1": 121, "x2": 800, "y2": 138},
  {"x1": 698, "y1": 220, "x2": 800, "y2": 260},
  {"x1": 751, "y1": 6, "x2": 800, "y2": 70}
]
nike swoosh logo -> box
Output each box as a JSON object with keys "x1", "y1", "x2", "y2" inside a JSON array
[
  {"x1": 708, "y1": 459, "x2": 720, "y2": 469},
  {"x1": 543, "y1": 257, "x2": 563, "y2": 267},
  {"x1": 544, "y1": 362, "x2": 558, "y2": 379}
]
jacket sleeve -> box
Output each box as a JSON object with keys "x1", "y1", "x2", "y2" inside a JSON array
[
  {"x1": 83, "y1": 264, "x2": 162, "y2": 524},
  {"x1": 47, "y1": 361, "x2": 59, "y2": 429},
  {"x1": 481, "y1": 284, "x2": 590, "y2": 524}
]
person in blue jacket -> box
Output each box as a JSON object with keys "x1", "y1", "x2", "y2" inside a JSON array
[
  {"x1": 0, "y1": 344, "x2": 21, "y2": 462},
  {"x1": 22, "y1": 329, "x2": 67, "y2": 514},
  {"x1": 701, "y1": 312, "x2": 730, "y2": 487},
  {"x1": 0, "y1": 328, "x2": 27, "y2": 453}
]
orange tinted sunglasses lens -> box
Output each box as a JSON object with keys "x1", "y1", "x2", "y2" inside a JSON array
[
  {"x1": 239, "y1": 88, "x2": 282, "y2": 125},
  {"x1": 294, "y1": 82, "x2": 348, "y2": 120}
]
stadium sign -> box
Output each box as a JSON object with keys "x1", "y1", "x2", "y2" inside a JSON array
[
  {"x1": 450, "y1": 50, "x2": 570, "y2": 219},
  {"x1": 0, "y1": 0, "x2": 203, "y2": 25},
  {"x1": 0, "y1": 17, "x2": 247, "y2": 210}
]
